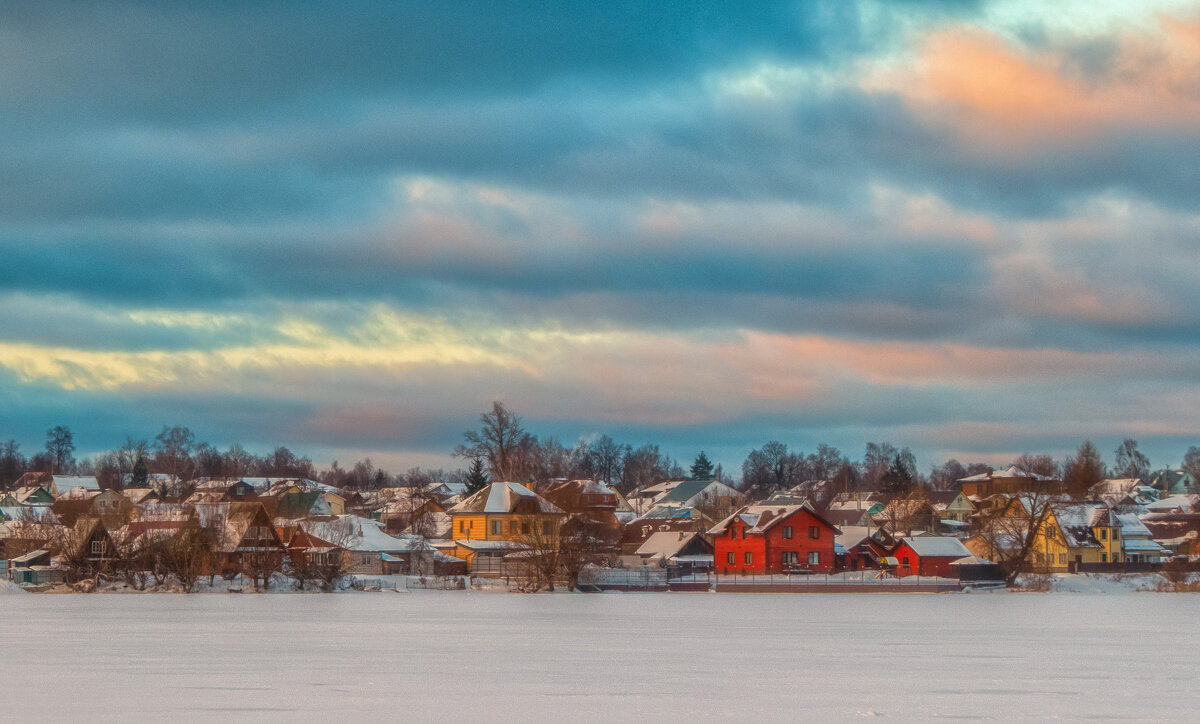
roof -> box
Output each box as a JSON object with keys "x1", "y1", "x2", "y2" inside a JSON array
[
  {"x1": 1146, "y1": 494, "x2": 1198, "y2": 513},
  {"x1": 303, "y1": 516, "x2": 429, "y2": 553},
  {"x1": 895, "y1": 536, "x2": 972, "y2": 558},
  {"x1": 453, "y1": 539, "x2": 528, "y2": 551},
  {"x1": 448, "y1": 482, "x2": 565, "y2": 516},
  {"x1": 634, "y1": 531, "x2": 709, "y2": 560},
  {"x1": 52, "y1": 475, "x2": 100, "y2": 493},
  {"x1": 708, "y1": 503, "x2": 841, "y2": 537},
  {"x1": 1050, "y1": 503, "x2": 1116, "y2": 548},
  {"x1": 958, "y1": 465, "x2": 1054, "y2": 483},
  {"x1": 654, "y1": 479, "x2": 739, "y2": 507}
]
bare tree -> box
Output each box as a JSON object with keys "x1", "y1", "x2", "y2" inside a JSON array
[
  {"x1": 45, "y1": 425, "x2": 75, "y2": 474},
  {"x1": 512, "y1": 514, "x2": 563, "y2": 592},
  {"x1": 971, "y1": 490, "x2": 1058, "y2": 586},
  {"x1": 455, "y1": 402, "x2": 530, "y2": 482},
  {"x1": 1113, "y1": 439, "x2": 1150, "y2": 480}
]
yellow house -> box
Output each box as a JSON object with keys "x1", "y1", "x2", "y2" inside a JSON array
[
  {"x1": 447, "y1": 482, "x2": 566, "y2": 569},
  {"x1": 966, "y1": 496, "x2": 1123, "y2": 572}
]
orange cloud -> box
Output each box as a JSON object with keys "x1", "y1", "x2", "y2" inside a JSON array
[{"x1": 869, "y1": 15, "x2": 1200, "y2": 148}]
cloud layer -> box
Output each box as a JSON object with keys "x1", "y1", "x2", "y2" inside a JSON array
[{"x1": 2, "y1": 0, "x2": 1198, "y2": 473}]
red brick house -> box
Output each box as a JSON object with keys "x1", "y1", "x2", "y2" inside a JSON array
[
  {"x1": 889, "y1": 536, "x2": 972, "y2": 578},
  {"x1": 708, "y1": 504, "x2": 840, "y2": 574}
]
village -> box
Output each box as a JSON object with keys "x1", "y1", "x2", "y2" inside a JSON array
[{"x1": 3, "y1": 460, "x2": 1198, "y2": 594}]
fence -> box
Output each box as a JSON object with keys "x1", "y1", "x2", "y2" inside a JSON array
[{"x1": 713, "y1": 571, "x2": 962, "y2": 593}]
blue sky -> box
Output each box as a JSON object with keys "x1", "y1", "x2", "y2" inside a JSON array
[{"x1": 2, "y1": 0, "x2": 1199, "y2": 474}]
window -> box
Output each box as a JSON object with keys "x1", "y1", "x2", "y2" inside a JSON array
[
  {"x1": 901, "y1": 556, "x2": 910, "y2": 566},
  {"x1": 1101, "y1": 553, "x2": 1108, "y2": 562},
  {"x1": 543, "y1": 521, "x2": 552, "y2": 536},
  {"x1": 510, "y1": 521, "x2": 518, "y2": 535},
  {"x1": 459, "y1": 520, "x2": 466, "y2": 534},
  {"x1": 808, "y1": 551, "x2": 819, "y2": 566},
  {"x1": 90, "y1": 540, "x2": 105, "y2": 555},
  {"x1": 362, "y1": 554, "x2": 371, "y2": 564},
  {"x1": 1058, "y1": 553, "x2": 1067, "y2": 564},
  {"x1": 727, "y1": 552, "x2": 735, "y2": 565},
  {"x1": 741, "y1": 527, "x2": 747, "y2": 539},
  {"x1": 1100, "y1": 529, "x2": 1107, "y2": 540},
  {"x1": 782, "y1": 526, "x2": 793, "y2": 540},
  {"x1": 521, "y1": 522, "x2": 531, "y2": 535},
  {"x1": 782, "y1": 551, "x2": 798, "y2": 566},
  {"x1": 809, "y1": 526, "x2": 820, "y2": 540},
  {"x1": 729, "y1": 528, "x2": 736, "y2": 539},
  {"x1": 491, "y1": 520, "x2": 501, "y2": 536},
  {"x1": 744, "y1": 551, "x2": 753, "y2": 565}
]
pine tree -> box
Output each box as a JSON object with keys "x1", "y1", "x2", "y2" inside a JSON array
[
  {"x1": 880, "y1": 454, "x2": 914, "y2": 498},
  {"x1": 465, "y1": 456, "x2": 489, "y2": 495},
  {"x1": 689, "y1": 451, "x2": 714, "y2": 480},
  {"x1": 131, "y1": 454, "x2": 149, "y2": 488}
]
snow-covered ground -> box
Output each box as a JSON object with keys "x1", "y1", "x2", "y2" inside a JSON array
[{"x1": 1, "y1": 592, "x2": 1196, "y2": 721}]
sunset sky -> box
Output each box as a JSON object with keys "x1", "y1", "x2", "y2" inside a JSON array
[{"x1": 3, "y1": 1, "x2": 1199, "y2": 475}]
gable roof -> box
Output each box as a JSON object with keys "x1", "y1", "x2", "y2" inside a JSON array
[
  {"x1": 707, "y1": 503, "x2": 840, "y2": 537},
  {"x1": 448, "y1": 482, "x2": 565, "y2": 516},
  {"x1": 895, "y1": 536, "x2": 972, "y2": 558},
  {"x1": 634, "y1": 531, "x2": 712, "y2": 560}
]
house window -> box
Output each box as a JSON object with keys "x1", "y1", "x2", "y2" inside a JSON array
[
  {"x1": 522, "y1": 522, "x2": 531, "y2": 534},
  {"x1": 808, "y1": 551, "x2": 819, "y2": 566},
  {"x1": 90, "y1": 540, "x2": 104, "y2": 555},
  {"x1": 1100, "y1": 529, "x2": 1107, "y2": 540},
  {"x1": 1058, "y1": 554, "x2": 1067, "y2": 564},
  {"x1": 727, "y1": 552, "x2": 735, "y2": 565},
  {"x1": 1101, "y1": 553, "x2": 1108, "y2": 562},
  {"x1": 782, "y1": 551, "x2": 798, "y2": 566},
  {"x1": 510, "y1": 521, "x2": 518, "y2": 535},
  {"x1": 543, "y1": 521, "x2": 552, "y2": 536},
  {"x1": 782, "y1": 526, "x2": 793, "y2": 540},
  {"x1": 362, "y1": 554, "x2": 371, "y2": 564},
  {"x1": 901, "y1": 556, "x2": 910, "y2": 566},
  {"x1": 459, "y1": 520, "x2": 466, "y2": 534},
  {"x1": 809, "y1": 526, "x2": 820, "y2": 540},
  {"x1": 491, "y1": 520, "x2": 501, "y2": 536},
  {"x1": 730, "y1": 528, "x2": 736, "y2": 539},
  {"x1": 744, "y1": 552, "x2": 753, "y2": 565}
]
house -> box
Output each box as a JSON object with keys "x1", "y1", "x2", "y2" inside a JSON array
[
  {"x1": 11, "y1": 485, "x2": 55, "y2": 507},
  {"x1": 1047, "y1": 502, "x2": 1124, "y2": 569},
  {"x1": 620, "y1": 517, "x2": 703, "y2": 556},
  {"x1": 1146, "y1": 470, "x2": 1196, "y2": 497},
  {"x1": 6, "y1": 548, "x2": 65, "y2": 586},
  {"x1": 631, "y1": 531, "x2": 713, "y2": 568},
  {"x1": 52, "y1": 488, "x2": 131, "y2": 527},
  {"x1": 709, "y1": 503, "x2": 840, "y2": 574},
  {"x1": 1139, "y1": 513, "x2": 1200, "y2": 557},
  {"x1": 50, "y1": 475, "x2": 101, "y2": 497},
  {"x1": 447, "y1": 482, "x2": 567, "y2": 546},
  {"x1": 542, "y1": 479, "x2": 622, "y2": 529},
  {"x1": 628, "y1": 479, "x2": 742, "y2": 517},
  {"x1": 1115, "y1": 513, "x2": 1168, "y2": 562},
  {"x1": 302, "y1": 515, "x2": 435, "y2": 575},
  {"x1": 274, "y1": 490, "x2": 334, "y2": 519},
  {"x1": 889, "y1": 536, "x2": 973, "y2": 577},
  {"x1": 835, "y1": 526, "x2": 889, "y2": 570},
  {"x1": 1144, "y1": 495, "x2": 1198, "y2": 514},
  {"x1": 196, "y1": 501, "x2": 285, "y2": 576},
  {"x1": 119, "y1": 487, "x2": 162, "y2": 506},
  {"x1": 872, "y1": 497, "x2": 937, "y2": 535},
  {"x1": 958, "y1": 466, "x2": 1059, "y2": 498}
]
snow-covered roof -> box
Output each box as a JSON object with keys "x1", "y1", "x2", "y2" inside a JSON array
[
  {"x1": 1122, "y1": 538, "x2": 1168, "y2": 553},
  {"x1": 834, "y1": 525, "x2": 874, "y2": 549},
  {"x1": 303, "y1": 515, "x2": 428, "y2": 553},
  {"x1": 1116, "y1": 513, "x2": 1152, "y2": 538},
  {"x1": 708, "y1": 503, "x2": 840, "y2": 537},
  {"x1": 1146, "y1": 494, "x2": 1198, "y2": 513},
  {"x1": 896, "y1": 536, "x2": 972, "y2": 558},
  {"x1": 52, "y1": 475, "x2": 99, "y2": 493},
  {"x1": 453, "y1": 539, "x2": 528, "y2": 551},
  {"x1": 448, "y1": 482, "x2": 565, "y2": 515},
  {"x1": 635, "y1": 531, "x2": 706, "y2": 561},
  {"x1": 958, "y1": 465, "x2": 1054, "y2": 483}
]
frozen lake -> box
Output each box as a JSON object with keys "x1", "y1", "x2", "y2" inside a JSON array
[{"x1": 1, "y1": 591, "x2": 1196, "y2": 721}]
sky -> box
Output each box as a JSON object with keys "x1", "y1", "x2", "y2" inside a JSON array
[{"x1": 2, "y1": 0, "x2": 1199, "y2": 476}]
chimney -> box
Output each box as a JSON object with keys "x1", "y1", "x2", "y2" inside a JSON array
[{"x1": 678, "y1": 531, "x2": 684, "y2": 540}]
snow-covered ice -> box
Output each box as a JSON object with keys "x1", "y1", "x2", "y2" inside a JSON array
[{"x1": 1, "y1": 592, "x2": 1197, "y2": 721}]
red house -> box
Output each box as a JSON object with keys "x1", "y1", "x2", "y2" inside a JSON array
[
  {"x1": 709, "y1": 504, "x2": 840, "y2": 574},
  {"x1": 889, "y1": 536, "x2": 972, "y2": 578}
]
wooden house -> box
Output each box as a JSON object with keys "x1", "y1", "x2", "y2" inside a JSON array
[
  {"x1": 447, "y1": 482, "x2": 566, "y2": 547},
  {"x1": 889, "y1": 536, "x2": 972, "y2": 577},
  {"x1": 709, "y1": 503, "x2": 840, "y2": 574}
]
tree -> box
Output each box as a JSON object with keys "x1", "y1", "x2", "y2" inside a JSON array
[
  {"x1": 929, "y1": 459, "x2": 967, "y2": 491},
  {"x1": 153, "y1": 425, "x2": 196, "y2": 482},
  {"x1": 880, "y1": 453, "x2": 915, "y2": 499},
  {"x1": 689, "y1": 451, "x2": 714, "y2": 481},
  {"x1": 0, "y1": 440, "x2": 25, "y2": 489},
  {"x1": 862, "y1": 441, "x2": 899, "y2": 489},
  {"x1": 465, "y1": 457, "x2": 489, "y2": 495},
  {"x1": 455, "y1": 402, "x2": 530, "y2": 482},
  {"x1": 620, "y1": 444, "x2": 668, "y2": 493},
  {"x1": 741, "y1": 441, "x2": 797, "y2": 494},
  {"x1": 586, "y1": 435, "x2": 625, "y2": 484},
  {"x1": 1062, "y1": 441, "x2": 1106, "y2": 499},
  {"x1": 1013, "y1": 454, "x2": 1058, "y2": 478},
  {"x1": 1183, "y1": 446, "x2": 1200, "y2": 486},
  {"x1": 45, "y1": 425, "x2": 75, "y2": 474},
  {"x1": 130, "y1": 455, "x2": 149, "y2": 488},
  {"x1": 972, "y1": 489, "x2": 1058, "y2": 586},
  {"x1": 807, "y1": 444, "x2": 845, "y2": 481},
  {"x1": 557, "y1": 516, "x2": 617, "y2": 591},
  {"x1": 1113, "y1": 439, "x2": 1150, "y2": 480}
]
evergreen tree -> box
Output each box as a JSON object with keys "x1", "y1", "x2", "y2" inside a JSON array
[
  {"x1": 880, "y1": 454, "x2": 914, "y2": 498},
  {"x1": 465, "y1": 456, "x2": 489, "y2": 495},
  {"x1": 689, "y1": 451, "x2": 714, "y2": 480},
  {"x1": 131, "y1": 454, "x2": 149, "y2": 488}
]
